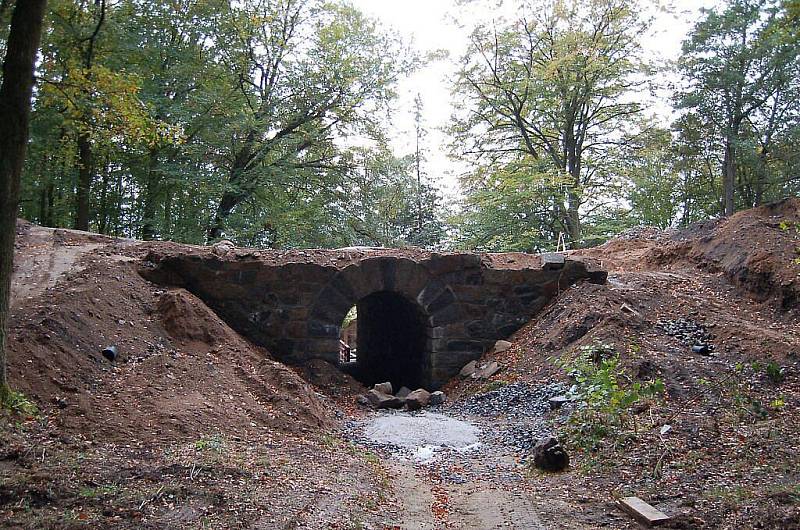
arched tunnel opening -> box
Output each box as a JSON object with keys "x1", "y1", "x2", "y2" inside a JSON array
[{"x1": 339, "y1": 291, "x2": 428, "y2": 390}]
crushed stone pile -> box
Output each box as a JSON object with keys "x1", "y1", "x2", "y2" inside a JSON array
[
  {"x1": 656, "y1": 317, "x2": 715, "y2": 350},
  {"x1": 452, "y1": 382, "x2": 568, "y2": 419}
]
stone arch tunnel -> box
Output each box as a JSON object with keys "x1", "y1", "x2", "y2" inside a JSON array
[{"x1": 142, "y1": 247, "x2": 606, "y2": 389}]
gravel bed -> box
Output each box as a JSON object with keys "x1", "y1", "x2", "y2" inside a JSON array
[
  {"x1": 449, "y1": 382, "x2": 568, "y2": 419},
  {"x1": 342, "y1": 382, "x2": 577, "y2": 485},
  {"x1": 656, "y1": 317, "x2": 715, "y2": 350}
]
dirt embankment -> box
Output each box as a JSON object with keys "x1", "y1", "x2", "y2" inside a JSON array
[
  {"x1": 2, "y1": 223, "x2": 392, "y2": 529},
  {"x1": 584, "y1": 197, "x2": 800, "y2": 311},
  {"x1": 7, "y1": 223, "x2": 333, "y2": 442},
  {"x1": 445, "y1": 199, "x2": 800, "y2": 529}
]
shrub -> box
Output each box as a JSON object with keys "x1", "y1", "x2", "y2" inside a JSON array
[{"x1": 557, "y1": 343, "x2": 664, "y2": 449}]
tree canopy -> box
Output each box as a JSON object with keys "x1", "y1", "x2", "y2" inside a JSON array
[{"x1": 3, "y1": 0, "x2": 799, "y2": 253}]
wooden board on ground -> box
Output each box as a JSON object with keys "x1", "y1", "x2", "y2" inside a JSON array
[{"x1": 618, "y1": 496, "x2": 671, "y2": 527}]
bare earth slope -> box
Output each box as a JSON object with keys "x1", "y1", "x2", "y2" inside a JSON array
[
  {"x1": 1, "y1": 223, "x2": 388, "y2": 529},
  {"x1": 447, "y1": 199, "x2": 800, "y2": 529}
]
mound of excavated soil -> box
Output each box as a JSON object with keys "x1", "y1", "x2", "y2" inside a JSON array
[
  {"x1": 6, "y1": 224, "x2": 332, "y2": 442},
  {"x1": 295, "y1": 358, "x2": 366, "y2": 399},
  {"x1": 157, "y1": 288, "x2": 233, "y2": 345},
  {"x1": 584, "y1": 197, "x2": 800, "y2": 311},
  {"x1": 444, "y1": 200, "x2": 800, "y2": 529}
]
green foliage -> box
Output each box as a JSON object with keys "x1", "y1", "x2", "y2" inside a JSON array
[
  {"x1": 341, "y1": 306, "x2": 357, "y2": 329},
  {"x1": 557, "y1": 343, "x2": 665, "y2": 449},
  {"x1": 194, "y1": 434, "x2": 225, "y2": 453},
  {"x1": 79, "y1": 484, "x2": 119, "y2": 499},
  {"x1": 15, "y1": 0, "x2": 440, "y2": 249},
  {"x1": 450, "y1": 0, "x2": 651, "y2": 249},
  {"x1": 727, "y1": 361, "x2": 783, "y2": 420},
  {"x1": 481, "y1": 380, "x2": 508, "y2": 393},
  {"x1": 0, "y1": 387, "x2": 39, "y2": 417},
  {"x1": 7, "y1": 0, "x2": 799, "y2": 250},
  {"x1": 765, "y1": 361, "x2": 786, "y2": 383},
  {"x1": 676, "y1": 0, "x2": 800, "y2": 213}
]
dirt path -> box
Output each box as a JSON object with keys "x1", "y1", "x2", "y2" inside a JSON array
[
  {"x1": 10, "y1": 225, "x2": 105, "y2": 307},
  {"x1": 454, "y1": 487, "x2": 545, "y2": 529},
  {"x1": 389, "y1": 459, "x2": 546, "y2": 529}
]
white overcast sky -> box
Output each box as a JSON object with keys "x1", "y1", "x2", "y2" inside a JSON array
[{"x1": 348, "y1": 0, "x2": 720, "y2": 196}]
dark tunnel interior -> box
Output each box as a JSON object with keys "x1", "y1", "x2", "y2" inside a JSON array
[{"x1": 342, "y1": 291, "x2": 428, "y2": 391}]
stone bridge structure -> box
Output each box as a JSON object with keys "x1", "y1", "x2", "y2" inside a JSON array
[{"x1": 143, "y1": 246, "x2": 606, "y2": 389}]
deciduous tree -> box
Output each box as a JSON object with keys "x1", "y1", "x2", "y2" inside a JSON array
[{"x1": 0, "y1": 0, "x2": 48, "y2": 400}]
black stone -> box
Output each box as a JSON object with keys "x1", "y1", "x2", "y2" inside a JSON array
[{"x1": 532, "y1": 436, "x2": 569, "y2": 472}]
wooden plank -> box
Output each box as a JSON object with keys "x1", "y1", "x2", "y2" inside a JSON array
[{"x1": 618, "y1": 497, "x2": 671, "y2": 527}]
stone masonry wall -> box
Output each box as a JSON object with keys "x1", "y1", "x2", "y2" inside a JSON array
[{"x1": 141, "y1": 247, "x2": 606, "y2": 388}]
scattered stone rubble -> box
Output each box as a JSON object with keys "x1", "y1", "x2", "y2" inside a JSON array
[
  {"x1": 656, "y1": 317, "x2": 715, "y2": 354},
  {"x1": 362, "y1": 382, "x2": 447, "y2": 411},
  {"x1": 459, "y1": 359, "x2": 501, "y2": 380},
  {"x1": 453, "y1": 382, "x2": 569, "y2": 419}
]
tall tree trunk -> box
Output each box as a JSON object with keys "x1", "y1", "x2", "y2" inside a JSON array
[
  {"x1": 723, "y1": 138, "x2": 736, "y2": 216},
  {"x1": 72, "y1": 0, "x2": 105, "y2": 233},
  {"x1": 98, "y1": 157, "x2": 110, "y2": 234},
  {"x1": 38, "y1": 184, "x2": 46, "y2": 225},
  {"x1": 565, "y1": 138, "x2": 581, "y2": 248},
  {"x1": 207, "y1": 133, "x2": 256, "y2": 241},
  {"x1": 142, "y1": 149, "x2": 159, "y2": 240},
  {"x1": 566, "y1": 190, "x2": 580, "y2": 248},
  {"x1": 114, "y1": 169, "x2": 123, "y2": 236},
  {"x1": 0, "y1": 0, "x2": 48, "y2": 399},
  {"x1": 163, "y1": 180, "x2": 173, "y2": 239},
  {"x1": 754, "y1": 155, "x2": 766, "y2": 207},
  {"x1": 44, "y1": 180, "x2": 54, "y2": 226},
  {"x1": 74, "y1": 133, "x2": 92, "y2": 230}
]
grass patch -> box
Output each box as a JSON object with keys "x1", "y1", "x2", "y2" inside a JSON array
[
  {"x1": 79, "y1": 484, "x2": 119, "y2": 499},
  {"x1": 194, "y1": 434, "x2": 225, "y2": 453}
]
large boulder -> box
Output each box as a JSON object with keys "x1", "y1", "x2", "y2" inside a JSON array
[
  {"x1": 373, "y1": 382, "x2": 393, "y2": 395},
  {"x1": 366, "y1": 389, "x2": 403, "y2": 409},
  {"x1": 532, "y1": 436, "x2": 569, "y2": 472},
  {"x1": 405, "y1": 389, "x2": 431, "y2": 411}
]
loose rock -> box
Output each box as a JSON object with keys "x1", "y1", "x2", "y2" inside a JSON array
[
  {"x1": 396, "y1": 386, "x2": 411, "y2": 399},
  {"x1": 453, "y1": 382, "x2": 567, "y2": 418},
  {"x1": 211, "y1": 239, "x2": 235, "y2": 257},
  {"x1": 657, "y1": 317, "x2": 715, "y2": 353},
  {"x1": 373, "y1": 382, "x2": 393, "y2": 395},
  {"x1": 405, "y1": 389, "x2": 431, "y2": 411},
  {"x1": 494, "y1": 340, "x2": 512, "y2": 352},
  {"x1": 548, "y1": 395, "x2": 570, "y2": 410},
  {"x1": 459, "y1": 360, "x2": 478, "y2": 378},
  {"x1": 430, "y1": 391, "x2": 446, "y2": 406},
  {"x1": 532, "y1": 436, "x2": 569, "y2": 472},
  {"x1": 471, "y1": 361, "x2": 500, "y2": 380},
  {"x1": 366, "y1": 389, "x2": 403, "y2": 409}
]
